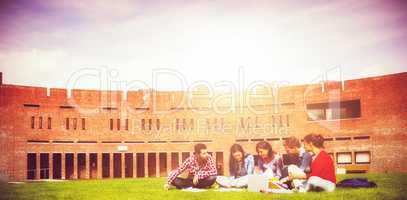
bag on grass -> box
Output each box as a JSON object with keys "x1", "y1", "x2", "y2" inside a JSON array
[{"x1": 336, "y1": 178, "x2": 377, "y2": 188}]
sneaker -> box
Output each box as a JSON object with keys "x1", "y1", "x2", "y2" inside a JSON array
[
  {"x1": 298, "y1": 186, "x2": 307, "y2": 193},
  {"x1": 164, "y1": 183, "x2": 176, "y2": 190},
  {"x1": 309, "y1": 185, "x2": 324, "y2": 192}
]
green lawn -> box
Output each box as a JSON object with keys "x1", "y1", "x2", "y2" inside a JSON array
[{"x1": 1, "y1": 173, "x2": 407, "y2": 200}]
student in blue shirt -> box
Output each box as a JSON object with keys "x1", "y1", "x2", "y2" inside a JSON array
[
  {"x1": 281, "y1": 136, "x2": 312, "y2": 189},
  {"x1": 283, "y1": 136, "x2": 312, "y2": 173}
]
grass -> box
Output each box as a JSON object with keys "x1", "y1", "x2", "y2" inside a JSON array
[{"x1": 1, "y1": 173, "x2": 407, "y2": 200}]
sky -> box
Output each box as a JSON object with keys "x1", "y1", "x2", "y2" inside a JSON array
[{"x1": 0, "y1": 0, "x2": 406, "y2": 91}]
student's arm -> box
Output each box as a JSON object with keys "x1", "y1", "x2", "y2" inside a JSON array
[
  {"x1": 229, "y1": 167, "x2": 235, "y2": 177},
  {"x1": 300, "y1": 152, "x2": 312, "y2": 172},
  {"x1": 167, "y1": 156, "x2": 191, "y2": 184},
  {"x1": 254, "y1": 166, "x2": 261, "y2": 174},
  {"x1": 274, "y1": 156, "x2": 284, "y2": 179},
  {"x1": 246, "y1": 155, "x2": 255, "y2": 175},
  {"x1": 195, "y1": 156, "x2": 217, "y2": 180},
  {"x1": 255, "y1": 158, "x2": 263, "y2": 174},
  {"x1": 289, "y1": 155, "x2": 312, "y2": 180},
  {"x1": 288, "y1": 173, "x2": 307, "y2": 180}
]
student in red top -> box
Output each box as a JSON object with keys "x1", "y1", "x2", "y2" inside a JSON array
[
  {"x1": 164, "y1": 143, "x2": 217, "y2": 189},
  {"x1": 288, "y1": 134, "x2": 336, "y2": 192}
]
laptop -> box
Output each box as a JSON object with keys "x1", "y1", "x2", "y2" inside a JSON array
[
  {"x1": 248, "y1": 174, "x2": 288, "y2": 192},
  {"x1": 247, "y1": 174, "x2": 269, "y2": 192}
]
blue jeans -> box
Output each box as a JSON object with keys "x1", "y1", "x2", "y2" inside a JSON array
[{"x1": 171, "y1": 175, "x2": 217, "y2": 189}]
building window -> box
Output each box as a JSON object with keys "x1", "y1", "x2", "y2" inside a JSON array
[
  {"x1": 307, "y1": 100, "x2": 361, "y2": 121},
  {"x1": 255, "y1": 117, "x2": 259, "y2": 128},
  {"x1": 213, "y1": 118, "x2": 218, "y2": 129},
  {"x1": 148, "y1": 119, "x2": 152, "y2": 130},
  {"x1": 73, "y1": 118, "x2": 77, "y2": 130},
  {"x1": 336, "y1": 152, "x2": 352, "y2": 164},
  {"x1": 279, "y1": 115, "x2": 283, "y2": 127},
  {"x1": 341, "y1": 100, "x2": 361, "y2": 118},
  {"x1": 176, "y1": 118, "x2": 180, "y2": 130},
  {"x1": 47, "y1": 117, "x2": 52, "y2": 129},
  {"x1": 66, "y1": 118, "x2": 70, "y2": 130},
  {"x1": 31, "y1": 116, "x2": 35, "y2": 129},
  {"x1": 156, "y1": 119, "x2": 160, "y2": 130},
  {"x1": 286, "y1": 115, "x2": 290, "y2": 127},
  {"x1": 190, "y1": 119, "x2": 194, "y2": 130},
  {"x1": 141, "y1": 119, "x2": 145, "y2": 130},
  {"x1": 117, "y1": 119, "x2": 121, "y2": 131},
  {"x1": 355, "y1": 151, "x2": 371, "y2": 164},
  {"x1": 307, "y1": 107, "x2": 325, "y2": 121},
  {"x1": 182, "y1": 118, "x2": 186, "y2": 130},
  {"x1": 125, "y1": 119, "x2": 129, "y2": 131},
  {"x1": 39, "y1": 117, "x2": 43, "y2": 129},
  {"x1": 81, "y1": 118, "x2": 86, "y2": 130},
  {"x1": 336, "y1": 137, "x2": 351, "y2": 141},
  {"x1": 354, "y1": 136, "x2": 370, "y2": 140},
  {"x1": 110, "y1": 119, "x2": 114, "y2": 130},
  {"x1": 272, "y1": 116, "x2": 275, "y2": 127}
]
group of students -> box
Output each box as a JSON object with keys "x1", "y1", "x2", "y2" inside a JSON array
[{"x1": 164, "y1": 133, "x2": 336, "y2": 192}]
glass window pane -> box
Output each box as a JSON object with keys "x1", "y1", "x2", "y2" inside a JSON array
[
  {"x1": 337, "y1": 152, "x2": 352, "y2": 164},
  {"x1": 355, "y1": 152, "x2": 370, "y2": 163}
]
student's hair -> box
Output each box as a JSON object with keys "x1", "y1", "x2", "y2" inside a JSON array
[
  {"x1": 256, "y1": 141, "x2": 275, "y2": 159},
  {"x1": 283, "y1": 136, "x2": 300, "y2": 148},
  {"x1": 229, "y1": 143, "x2": 245, "y2": 175},
  {"x1": 194, "y1": 143, "x2": 207, "y2": 155},
  {"x1": 304, "y1": 134, "x2": 324, "y2": 148}
]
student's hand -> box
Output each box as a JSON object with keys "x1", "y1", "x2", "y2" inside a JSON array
[
  {"x1": 254, "y1": 166, "x2": 261, "y2": 174},
  {"x1": 193, "y1": 175, "x2": 199, "y2": 186},
  {"x1": 164, "y1": 183, "x2": 170, "y2": 190},
  {"x1": 288, "y1": 174, "x2": 306, "y2": 180}
]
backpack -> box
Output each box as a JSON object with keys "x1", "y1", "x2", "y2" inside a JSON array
[{"x1": 336, "y1": 178, "x2": 377, "y2": 188}]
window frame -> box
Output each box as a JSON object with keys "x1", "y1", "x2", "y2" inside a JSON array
[
  {"x1": 355, "y1": 151, "x2": 371, "y2": 164},
  {"x1": 336, "y1": 152, "x2": 352, "y2": 164}
]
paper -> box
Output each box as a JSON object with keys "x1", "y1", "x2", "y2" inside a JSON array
[
  {"x1": 181, "y1": 187, "x2": 207, "y2": 192},
  {"x1": 265, "y1": 188, "x2": 294, "y2": 194}
]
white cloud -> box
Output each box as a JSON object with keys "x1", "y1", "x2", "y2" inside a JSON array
[{"x1": 0, "y1": 0, "x2": 406, "y2": 90}]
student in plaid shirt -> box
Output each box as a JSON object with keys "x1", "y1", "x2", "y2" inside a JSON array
[{"x1": 165, "y1": 143, "x2": 217, "y2": 189}]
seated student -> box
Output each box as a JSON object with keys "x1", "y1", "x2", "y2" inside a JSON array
[
  {"x1": 281, "y1": 136, "x2": 312, "y2": 189},
  {"x1": 283, "y1": 136, "x2": 312, "y2": 172},
  {"x1": 164, "y1": 143, "x2": 217, "y2": 189},
  {"x1": 216, "y1": 143, "x2": 254, "y2": 188},
  {"x1": 288, "y1": 134, "x2": 336, "y2": 192},
  {"x1": 255, "y1": 141, "x2": 283, "y2": 179}
]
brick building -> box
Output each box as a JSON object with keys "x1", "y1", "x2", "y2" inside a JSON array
[{"x1": 0, "y1": 71, "x2": 406, "y2": 182}]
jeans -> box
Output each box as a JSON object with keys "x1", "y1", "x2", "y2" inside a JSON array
[
  {"x1": 216, "y1": 175, "x2": 249, "y2": 188},
  {"x1": 171, "y1": 175, "x2": 217, "y2": 189},
  {"x1": 305, "y1": 176, "x2": 336, "y2": 192}
]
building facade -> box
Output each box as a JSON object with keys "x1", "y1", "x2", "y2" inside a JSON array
[{"x1": 0, "y1": 72, "x2": 406, "y2": 182}]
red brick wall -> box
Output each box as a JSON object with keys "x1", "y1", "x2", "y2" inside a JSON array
[{"x1": 0, "y1": 72, "x2": 406, "y2": 181}]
